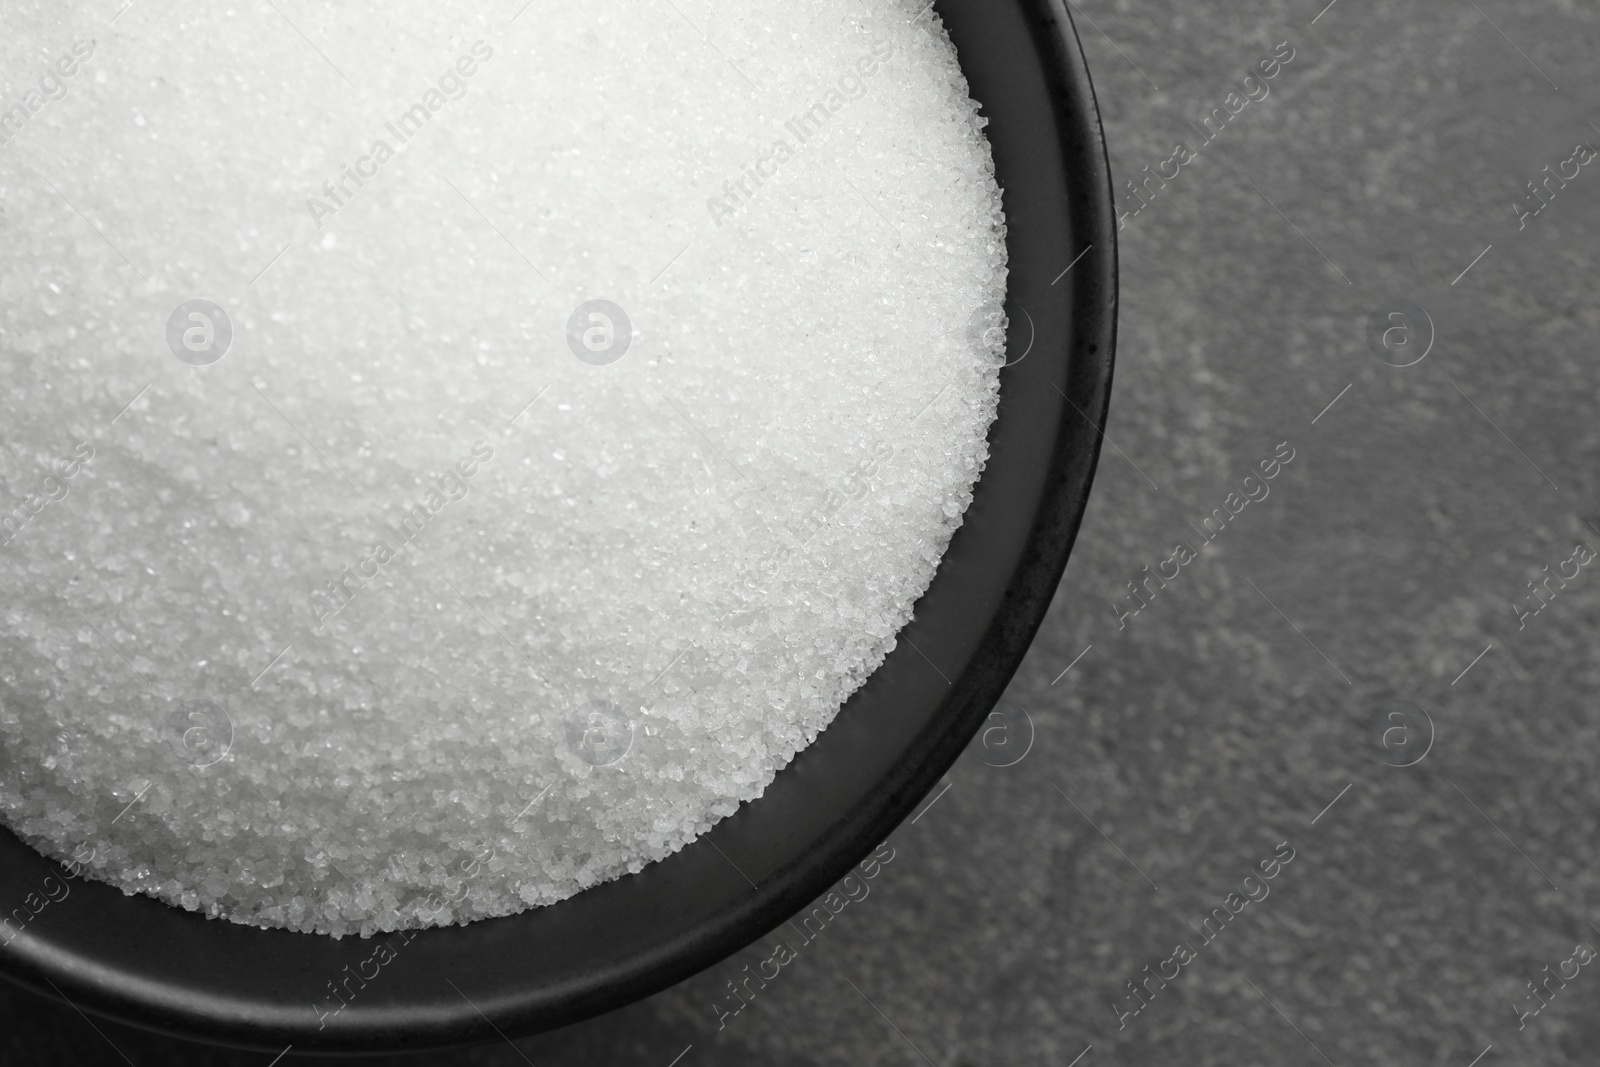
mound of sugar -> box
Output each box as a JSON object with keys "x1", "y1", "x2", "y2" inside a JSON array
[{"x1": 0, "y1": 0, "x2": 1006, "y2": 936}]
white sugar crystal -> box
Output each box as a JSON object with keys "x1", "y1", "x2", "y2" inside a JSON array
[{"x1": 0, "y1": 0, "x2": 1006, "y2": 936}]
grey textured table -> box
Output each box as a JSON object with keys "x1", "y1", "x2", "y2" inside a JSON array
[{"x1": 6, "y1": 0, "x2": 1600, "y2": 1063}]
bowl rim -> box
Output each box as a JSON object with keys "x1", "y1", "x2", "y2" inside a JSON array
[{"x1": 0, "y1": 0, "x2": 1117, "y2": 1053}]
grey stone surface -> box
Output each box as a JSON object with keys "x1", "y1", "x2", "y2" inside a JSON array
[{"x1": 6, "y1": 0, "x2": 1600, "y2": 1063}]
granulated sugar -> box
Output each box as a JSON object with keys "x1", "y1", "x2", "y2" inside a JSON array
[{"x1": 0, "y1": 0, "x2": 1006, "y2": 936}]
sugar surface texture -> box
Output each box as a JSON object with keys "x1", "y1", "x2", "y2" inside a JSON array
[{"x1": 0, "y1": 0, "x2": 1007, "y2": 936}]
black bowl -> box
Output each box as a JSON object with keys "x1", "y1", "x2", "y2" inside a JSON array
[{"x1": 0, "y1": 0, "x2": 1116, "y2": 1053}]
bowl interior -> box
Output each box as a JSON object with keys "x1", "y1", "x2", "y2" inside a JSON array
[{"x1": 0, "y1": 0, "x2": 1116, "y2": 1053}]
